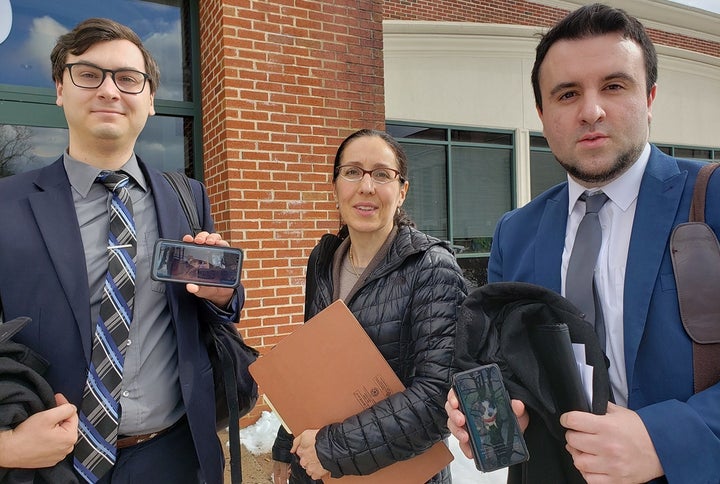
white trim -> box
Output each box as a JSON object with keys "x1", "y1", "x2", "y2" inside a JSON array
[
  {"x1": 535, "y1": 0, "x2": 720, "y2": 43},
  {"x1": 384, "y1": 20, "x2": 720, "y2": 66}
]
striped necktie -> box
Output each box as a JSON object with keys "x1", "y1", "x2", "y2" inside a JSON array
[
  {"x1": 74, "y1": 171, "x2": 136, "y2": 483},
  {"x1": 566, "y1": 191, "x2": 609, "y2": 350}
]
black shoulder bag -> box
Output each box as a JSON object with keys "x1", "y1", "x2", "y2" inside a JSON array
[
  {"x1": 670, "y1": 162, "x2": 720, "y2": 393},
  {"x1": 162, "y1": 171, "x2": 259, "y2": 484}
]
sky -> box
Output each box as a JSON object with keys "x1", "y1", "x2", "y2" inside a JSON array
[
  {"x1": 238, "y1": 411, "x2": 507, "y2": 483},
  {"x1": 670, "y1": 0, "x2": 720, "y2": 14}
]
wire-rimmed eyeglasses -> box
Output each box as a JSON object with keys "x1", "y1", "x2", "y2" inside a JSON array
[
  {"x1": 336, "y1": 165, "x2": 404, "y2": 184},
  {"x1": 64, "y1": 62, "x2": 150, "y2": 94}
]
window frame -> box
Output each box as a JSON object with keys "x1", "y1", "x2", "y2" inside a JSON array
[
  {"x1": 657, "y1": 144, "x2": 719, "y2": 162},
  {"x1": 387, "y1": 120, "x2": 517, "y2": 259}
]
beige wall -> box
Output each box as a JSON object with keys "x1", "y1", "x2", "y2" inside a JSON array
[
  {"x1": 652, "y1": 47, "x2": 720, "y2": 147},
  {"x1": 384, "y1": 21, "x2": 720, "y2": 141},
  {"x1": 384, "y1": 16, "x2": 720, "y2": 204},
  {"x1": 384, "y1": 23, "x2": 541, "y2": 132}
]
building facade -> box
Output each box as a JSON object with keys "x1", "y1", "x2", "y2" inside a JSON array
[{"x1": 1, "y1": 0, "x2": 718, "y2": 421}]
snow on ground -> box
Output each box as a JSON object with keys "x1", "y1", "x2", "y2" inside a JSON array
[{"x1": 239, "y1": 411, "x2": 507, "y2": 483}]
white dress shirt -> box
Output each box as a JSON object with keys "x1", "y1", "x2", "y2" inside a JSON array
[{"x1": 561, "y1": 143, "x2": 651, "y2": 407}]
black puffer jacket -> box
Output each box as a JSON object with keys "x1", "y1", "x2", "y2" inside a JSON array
[{"x1": 273, "y1": 226, "x2": 467, "y2": 482}]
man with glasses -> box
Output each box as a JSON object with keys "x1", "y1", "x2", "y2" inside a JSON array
[{"x1": 0, "y1": 18, "x2": 242, "y2": 484}]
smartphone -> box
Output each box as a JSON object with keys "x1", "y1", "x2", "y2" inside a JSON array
[
  {"x1": 452, "y1": 364, "x2": 529, "y2": 472},
  {"x1": 151, "y1": 239, "x2": 243, "y2": 288}
]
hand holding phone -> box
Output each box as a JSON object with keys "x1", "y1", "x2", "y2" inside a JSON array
[
  {"x1": 452, "y1": 364, "x2": 529, "y2": 472},
  {"x1": 151, "y1": 239, "x2": 243, "y2": 288}
]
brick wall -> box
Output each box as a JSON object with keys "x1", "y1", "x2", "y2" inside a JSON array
[
  {"x1": 198, "y1": 0, "x2": 386, "y2": 421},
  {"x1": 384, "y1": 0, "x2": 568, "y2": 25},
  {"x1": 384, "y1": 0, "x2": 720, "y2": 58}
]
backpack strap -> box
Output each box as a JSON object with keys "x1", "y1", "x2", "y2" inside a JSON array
[
  {"x1": 162, "y1": 172, "x2": 202, "y2": 235},
  {"x1": 670, "y1": 163, "x2": 720, "y2": 393},
  {"x1": 161, "y1": 171, "x2": 244, "y2": 483}
]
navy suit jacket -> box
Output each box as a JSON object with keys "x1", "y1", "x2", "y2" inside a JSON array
[
  {"x1": 489, "y1": 145, "x2": 720, "y2": 482},
  {"x1": 0, "y1": 157, "x2": 242, "y2": 484}
]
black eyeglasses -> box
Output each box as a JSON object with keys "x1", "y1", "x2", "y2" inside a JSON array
[
  {"x1": 64, "y1": 63, "x2": 150, "y2": 94},
  {"x1": 336, "y1": 165, "x2": 404, "y2": 184}
]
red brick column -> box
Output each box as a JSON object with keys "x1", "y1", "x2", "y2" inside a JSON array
[{"x1": 198, "y1": 0, "x2": 386, "y2": 421}]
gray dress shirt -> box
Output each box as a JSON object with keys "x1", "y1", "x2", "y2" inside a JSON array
[{"x1": 64, "y1": 154, "x2": 184, "y2": 436}]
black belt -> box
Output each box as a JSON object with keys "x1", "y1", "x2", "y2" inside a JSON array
[{"x1": 116, "y1": 416, "x2": 186, "y2": 449}]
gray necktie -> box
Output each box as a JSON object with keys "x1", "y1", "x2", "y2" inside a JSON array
[{"x1": 566, "y1": 191, "x2": 609, "y2": 350}]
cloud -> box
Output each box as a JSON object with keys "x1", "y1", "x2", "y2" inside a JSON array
[
  {"x1": 671, "y1": 0, "x2": 720, "y2": 14},
  {"x1": 0, "y1": 0, "x2": 11, "y2": 44},
  {"x1": 143, "y1": 20, "x2": 184, "y2": 100},
  {"x1": 21, "y1": 16, "x2": 68, "y2": 82}
]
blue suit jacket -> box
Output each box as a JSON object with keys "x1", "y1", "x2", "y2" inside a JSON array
[
  {"x1": 489, "y1": 145, "x2": 720, "y2": 482},
  {"x1": 0, "y1": 157, "x2": 242, "y2": 484}
]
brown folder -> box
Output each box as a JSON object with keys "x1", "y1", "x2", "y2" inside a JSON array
[{"x1": 248, "y1": 299, "x2": 454, "y2": 483}]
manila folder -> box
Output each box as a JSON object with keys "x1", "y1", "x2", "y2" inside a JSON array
[{"x1": 248, "y1": 299, "x2": 454, "y2": 483}]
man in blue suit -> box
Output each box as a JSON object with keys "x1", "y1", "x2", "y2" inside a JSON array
[
  {"x1": 447, "y1": 4, "x2": 720, "y2": 482},
  {"x1": 0, "y1": 18, "x2": 242, "y2": 483}
]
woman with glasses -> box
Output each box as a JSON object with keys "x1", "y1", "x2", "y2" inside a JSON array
[{"x1": 272, "y1": 129, "x2": 468, "y2": 483}]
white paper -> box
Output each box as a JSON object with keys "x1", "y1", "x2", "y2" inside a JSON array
[{"x1": 572, "y1": 343, "x2": 594, "y2": 407}]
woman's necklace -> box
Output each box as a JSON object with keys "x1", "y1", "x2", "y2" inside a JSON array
[{"x1": 348, "y1": 247, "x2": 361, "y2": 278}]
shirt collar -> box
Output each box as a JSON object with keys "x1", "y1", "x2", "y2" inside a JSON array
[
  {"x1": 63, "y1": 151, "x2": 148, "y2": 197},
  {"x1": 567, "y1": 143, "x2": 651, "y2": 213}
]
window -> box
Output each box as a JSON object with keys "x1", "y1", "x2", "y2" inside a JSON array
[
  {"x1": 529, "y1": 133, "x2": 566, "y2": 198},
  {"x1": 389, "y1": 124, "x2": 720, "y2": 287},
  {"x1": 657, "y1": 145, "x2": 718, "y2": 162},
  {"x1": 387, "y1": 123, "x2": 515, "y2": 287},
  {"x1": 0, "y1": 0, "x2": 200, "y2": 178}
]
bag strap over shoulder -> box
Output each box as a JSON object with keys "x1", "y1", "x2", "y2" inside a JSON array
[
  {"x1": 161, "y1": 171, "x2": 244, "y2": 483},
  {"x1": 162, "y1": 172, "x2": 202, "y2": 236},
  {"x1": 670, "y1": 163, "x2": 720, "y2": 393},
  {"x1": 689, "y1": 163, "x2": 719, "y2": 223}
]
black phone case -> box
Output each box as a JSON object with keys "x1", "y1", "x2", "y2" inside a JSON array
[
  {"x1": 452, "y1": 364, "x2": 529, "y2": 472},
  {"x1": 150, "y1": 239, "x2": 243, "y2": 288}
]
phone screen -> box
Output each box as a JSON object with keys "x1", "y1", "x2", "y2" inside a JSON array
[
  {"x1": 452, "y1": 364, "x2": 529, "y2": 472},
  {"x1": 151, "y1": 239, "x2": 243, "y2": 288}
]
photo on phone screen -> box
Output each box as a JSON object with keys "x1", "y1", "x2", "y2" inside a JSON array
[
  {"x1": 452, "y1": 364, "x2": 529, "y2": 472},
  {"x1": 151, "y1": 239, "x2": 243, "y2": 288}
]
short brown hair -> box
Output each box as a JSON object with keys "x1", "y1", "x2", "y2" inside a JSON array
[{"x1": 50, "y1": 17, "x2": 159, "y2": 94}]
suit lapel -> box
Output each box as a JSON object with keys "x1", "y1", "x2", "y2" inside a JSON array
[
  {"x1": 623, "y1": 149, "x2": 686, "y2": 386},
  {"x1": 28, "y1": 160, "x2": 94, "y2": 361},
  {"x1": 535, "y1": 188, "x2": 568, "y2": 293}
]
